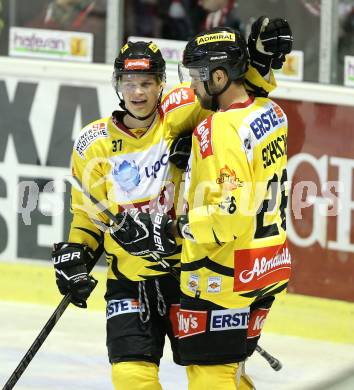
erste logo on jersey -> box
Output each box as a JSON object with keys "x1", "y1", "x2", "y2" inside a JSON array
[
  {"x1": 194, "y1": 116, "x2": 213, "y2": 159},
  {"x1": 178, "y1": 309, "x2": 207, "y2": 338},
  {"x1": 234, "y1": 241, "x2": 291, "y2": 291},
  {"x1": 75, "y1": 122, "x2": 108, "y2": 158},
  {"x1": 210, "y1": 307, "x2": 249, "y2": 331},
  {"x1": 249, "y1": 102, "x2": 285, "y2": 141},
  {"x1": 160, "y1": 87, "x2": 195, "y2": 115},
  {"x1": 106, "y1": 298, "x2": 141, "y2": 319},
  {"x1": 247, "y1": 308, "x2": 270, "y2": 338}
]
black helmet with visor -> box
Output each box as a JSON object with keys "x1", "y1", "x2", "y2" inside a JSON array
[{"x1": 179, "y1": 27, "x2": 248, "y2": 99}]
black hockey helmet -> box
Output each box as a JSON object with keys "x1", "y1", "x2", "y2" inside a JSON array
[
  {"x1": 179, "y1": 27, "x2": 248, "y2": 84},
  {"x1": 114, "y1": 41, "x2": 166, "y2": 82},
  {"x1": 112, "y1": 41, "x2": 166, "y2": 120}
]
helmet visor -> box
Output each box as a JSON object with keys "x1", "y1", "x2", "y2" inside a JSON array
[{"x1": 178, "y1": 62, "x2": 210, "y2": 83}]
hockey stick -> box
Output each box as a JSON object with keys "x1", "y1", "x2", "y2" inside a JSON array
[
  {"x1": 68, "y1": 176, "x2": 282, "y2": 371},
  {"x1": 256, "y1": 345, "x2": 282, "y2": 371},
  {"x1": 2, "y1": 255, "x2": 99, "y2": 390},
  {"x1": 3, "y1": 294, "x2": 72, "y2": 390}
]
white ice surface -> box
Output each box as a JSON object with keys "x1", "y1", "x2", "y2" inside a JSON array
[{"x1": 1, "y1": 301, "x2": 354, "y2": 390}]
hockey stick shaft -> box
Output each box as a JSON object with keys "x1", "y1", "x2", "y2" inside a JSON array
[
  {"x1": 68, "y1": 176, "x2": 281, "y2": 370},
  {"x1": 256, "y1": 345, "x2": 282, "y2": 371},
  {"x1": 2, "y1": 242, "x2": 99, "y2": 389},
  {"x1": 2, "y1": 294, "x2": 71, "y2": 390}
]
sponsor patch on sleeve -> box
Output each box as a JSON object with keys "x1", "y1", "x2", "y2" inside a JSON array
[
  {"x1": 74, "y1": 122, "x2": 108, "y2": 158},
  {"x1": 160, "y1": 87, "x2": 195, "y2": 115},
  {"x1": 234, "y1": 241, "x2": 291, "y2": 292},
  {"x1": 193, "y1": 116, "x2": 213, "y2": 159}
]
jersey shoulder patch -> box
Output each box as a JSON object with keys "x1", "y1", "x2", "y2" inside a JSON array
[
  {"x1": 160, "y1": 86, "x2": 195, "y2": 115},
  {"x1": 74, "y1": 119, "x2": 109, "y2": 159},
  {"x1": 193, "y1": 115, "x2": 214, "y2": 159}
]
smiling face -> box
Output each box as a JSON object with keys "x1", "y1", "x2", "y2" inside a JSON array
[{"x1": 119, "y1": 73, "x2": 162, "y2": 119}]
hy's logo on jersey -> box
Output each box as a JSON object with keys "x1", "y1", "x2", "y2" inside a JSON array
[
  {"x1": 234, "y1": 241, "x2": 291, "y2": 291},
  {"x1": 196, "y1": 32, "x2": 235, "y2": 45},
  {"x1": 106, "y1": 299, "x2": 141, "y2": 320},
  {"x1": 194, "y1": 116, "x2": 213, "y2": 159},
  {"x1": 178, "y1": 309, "x2": 207, "y2": 338},
  {"x1": 160, "y1": 88, "x2": 194, "y2": 115},
  {"x1": 216, "y1": 165, "x2": 243, "y2": 190},
  {"x1": 112, "y1": 160, "x2": 141, "y2": 192}
]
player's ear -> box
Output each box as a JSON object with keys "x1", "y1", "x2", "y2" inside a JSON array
[{"x1": 212, "y1": 69, "x2": 226, "y2": 85}]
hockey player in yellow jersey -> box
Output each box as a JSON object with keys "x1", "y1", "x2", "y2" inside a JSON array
[
  {"x1": 111, "y1": 25, "x2": 293, "y2": 389},
  {"x1": 51, "y1": 17, "x2": 293, "y2": 390},
  {"x1": 178, "y1": 27, "x2": 290, "y2": 389}
]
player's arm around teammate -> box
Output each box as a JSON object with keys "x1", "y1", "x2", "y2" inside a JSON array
[
  {"x1": 115, "y1": 25, "x2": 292, "y2": 390},
  {"x1": 51, "y1": 16, "x2": 292, "y2": 390}
]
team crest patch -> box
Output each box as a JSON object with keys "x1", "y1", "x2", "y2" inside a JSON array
[
  {"x1": 112, "y1": 160, "x2": 141, "y2": 192},
  {"x1": 207, "y1": 276, "x2": 221, "y2": 293},
  {"x1": 216, "y1": 165, "x2": 243, "y2": 190},
  {"x1": 187, "y1": 273, "x2": 200, "y2": 293}
]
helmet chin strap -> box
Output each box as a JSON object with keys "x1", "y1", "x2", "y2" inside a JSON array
[
  {"x1": 203, "y1": 77, "x2": 232, "y2": 111},
  {"x1": 115, "y1": 89, "x2": 163, "y2": 121}
]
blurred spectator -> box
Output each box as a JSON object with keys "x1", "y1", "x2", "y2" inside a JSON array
[
  {"x1": 338, "y1": 4, "x2": 354, "y2": 84},
  {"x1": 159, "y1": 0, "x2": 194, "y2": 40},
  {"x1": 125, "y1": 0, "x2": 160, "y2": 39},
  {"x1": 197, "y1": 0, "x2": 244, "y2": 34},
  {"x1": 0, "y1": 0, "x2": 4, "y2": 35},
  {"x1": 19, "y1": 0, "x2": 107, "y2": 62},
  {"x1": 237, "y1": 1, "x2": 320, "y2": 82}
]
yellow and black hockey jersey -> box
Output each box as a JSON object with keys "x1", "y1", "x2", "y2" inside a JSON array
[
  {"x1": 182, "y1": 96, "x2": 291, "y2": 308},
  {"x1": 68, "y1": 67, "x2": 277, "y2": 282}
]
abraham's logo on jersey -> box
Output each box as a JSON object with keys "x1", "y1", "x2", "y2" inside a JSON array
[{"x1": 112, "y1": 160, "x2": 141, "y2": 192}]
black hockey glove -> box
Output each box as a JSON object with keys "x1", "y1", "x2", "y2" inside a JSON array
[
  {"x1": 169, "y1": 133, "x2": 192, "y2": 170},
  {"x1": 248, "y1": 16, "x2": 293, "y2": 75},
  {"x1": 110, "y1": 209, "x2": 177, "y2": 257},
  {"x1": 52, "y1": 242, "x2": 98, "y2": 308}
]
